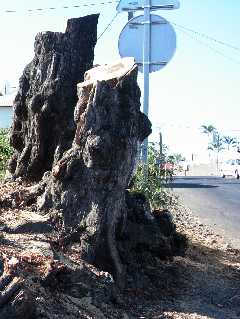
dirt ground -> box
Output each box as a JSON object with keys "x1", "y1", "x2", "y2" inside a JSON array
[
  {"x1": 148, "y1": 201, "x2": 240, "y2": 319},
  {"x1": 0, "y1": 180, "x2": 239, "y2": 319}
]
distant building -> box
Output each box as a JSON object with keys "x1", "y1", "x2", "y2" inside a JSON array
[{"x1": 0, "y1": 94, "x2": 15, "y2": 128}]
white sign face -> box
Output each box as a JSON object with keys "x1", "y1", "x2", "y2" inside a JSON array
[
  {"x1": 118, "y1": 14, "x2": 176, "y2": 73},
  {"x1": 116, "y1": 0, "x2": 180, "y2": 12}
]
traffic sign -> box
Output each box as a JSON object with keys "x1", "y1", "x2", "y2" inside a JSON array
[
  {"x1": 118, "y1": 14, "x2": 176, "y2": 73},
  {"x1": 117, "y1": 0, "x2": 179, "y2": 171},
  {"x1": 116, "y1": 0, "x2": 180, "y2": 12}
]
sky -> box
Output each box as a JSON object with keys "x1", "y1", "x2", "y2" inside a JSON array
[{"x1": 0, "y1": 0, "x2": 240, "y2": 161}]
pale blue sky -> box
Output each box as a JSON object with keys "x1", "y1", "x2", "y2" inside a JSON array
[{"x1": 0, "y1": 0, "x2": 240, "y2": 159}]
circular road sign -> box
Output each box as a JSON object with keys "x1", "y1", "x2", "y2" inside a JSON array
[{"x1": 118, "y1": 14, "x2": 176, "y2": 73}]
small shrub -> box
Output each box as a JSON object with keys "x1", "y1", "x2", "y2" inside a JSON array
[
  {"x1": 131, "y1": 144, "x2": 175, "y2": 209},
  {"x1": 0, "y1": 129, "x2": 13, "y2": 178}
]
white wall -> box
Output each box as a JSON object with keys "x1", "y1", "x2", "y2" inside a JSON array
[{"x1": 0, "y1": 107, "x2": 13, "y2": 128}]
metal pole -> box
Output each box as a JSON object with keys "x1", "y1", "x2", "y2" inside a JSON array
[
  {"x1": 159, "y1": 132, "x2": 163, "y2": 162},
  {"x1": 128, "y1": 12, "x2": 133, "y2": 20},
  {"x1": 142, "y1": 0, "x2": 151, "y2": 171}
]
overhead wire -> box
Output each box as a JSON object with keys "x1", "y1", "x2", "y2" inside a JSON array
[
  {"x1": 2, "y1": 1, "x2": 119, "y2": 42},
  {"x1": 2, "y1": 1, "x2": 118, "y2": 14},
  {"x1": 174, "y1": 25, "x2": 240, "y2": 66},
  {"x1": 3, "y1": 2, "x2": 240, "y2": 64},
  {"x1": 171, "y1": 22, "x2": 240, "y2": 53},
  {"x1": 97, "y1": 12, "x2": 119, "y2": 40}
]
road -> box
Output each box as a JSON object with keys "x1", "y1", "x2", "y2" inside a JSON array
[{"x1": 169, "y1": 176, "x2": 240, "y2": 249}]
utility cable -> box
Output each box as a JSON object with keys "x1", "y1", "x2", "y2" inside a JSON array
[
  {"x1": 97, "y1": 12, "x2": 119, "y2": 40},
  {"x1": 175, "y1": 26, "x2": 240, "y2": 66},
  {"x1": 171, "y1": 22, "x2": 240, "y2": 53},
  {"x1": 3, "y1": 1, "x2": 118, "y2": 14}
]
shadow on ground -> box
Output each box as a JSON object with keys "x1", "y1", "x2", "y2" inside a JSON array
[{"x1": 126, "y1": 239, "x2": 240, "y2": 319}]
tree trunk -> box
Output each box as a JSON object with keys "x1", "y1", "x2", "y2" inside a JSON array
[
  {"x1": 39, "y1": 59, "x2": 152, "y2": 287},
  {"x1": 9, "y1": 15, "x2": 99, "y2": 181},
  {"x1": 8, "y1": 17, "x2": 186, "y2": 289}
]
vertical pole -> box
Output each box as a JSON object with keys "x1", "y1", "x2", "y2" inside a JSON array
[
  {"x1": 142, "y1": 0, "x2": 151, "y2": 175},
  {"x1": 159, "y1": 132, "x2": 163, "y2": 162},
  {"x1": 128, "y1": 12, "x2": 133, "y2": 20},
  {"x1": 216, "y1": 134, "x2": 219, "y2": 173},
  {"x1": 159, "y1": 131, "x2": 163, "y2": 182}
]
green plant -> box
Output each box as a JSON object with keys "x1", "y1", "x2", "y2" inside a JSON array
[
  {"x1": 167, "y1": 153, "x2": 186, "y2": 165},
  {"x1": 201, "y1": 124, "x2": 217, "y2": 158},
  {"x1": 222, "y1": 135, "x2": 238, "y2": 151},
  {"x1": 0, "y1": 129, "x2": 13, "y2": 178},
  {"x1": 131, "y1": 143, "x2": 175, "y2": 209},
  {"x1": 208, "y1": 133, "x2": 224, "y2": 170},
  {"x1": 201, "y1": 124, "x2": 216, "y2": 137}
]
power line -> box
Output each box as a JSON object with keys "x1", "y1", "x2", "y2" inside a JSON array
[
  {"x1": 97, "y1": 12, "x2": 119, "y2": 40},
  {"x1": 171, "y1": 22, "x2": 240, "y2": 53},
  {"x1": 2, "y1": 1, "x2": 118, "y2": 14},
  {"x1": 175, "y1": 26, "x2": 240, "y2": 66}
]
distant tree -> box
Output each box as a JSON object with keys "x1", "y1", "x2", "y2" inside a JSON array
[
  {"x1": 201, "y1": 124, "x2": 217, "y2": 160},
  {"x1": 222, "y1": 136, "x2": 238, "y2": 151},
  {"x1": 167, "y1": 153, "x2": 186, "y2": 164},
  {"x1": 208, "y1": 134, "x2": 224, "y2": 170},
  {"x1": 0, "y1": 91, "x2": 3, "y2": 96},
  {"x1": 201, "y1": 124, "x2": 216, "y2": 140}
]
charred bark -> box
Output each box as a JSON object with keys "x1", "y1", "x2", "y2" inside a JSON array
[
  {"x1": 39, "y1": 60, "x2": 152, "y2": 286},
  {"x1": 8, "y1": 14, "x2": 186, "y2": 290},
  {"x1": 36, "y1": 59, "x2": 185, "y2": 288},
  {"x1": 9, "y1": 15, "x2": 99, "y2": 181}
]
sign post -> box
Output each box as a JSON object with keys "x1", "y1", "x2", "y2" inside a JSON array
[
  {"x1": 117, "y1": 0, "x2": 180, "y2": 175},
  {"x1": 142, "y1": 0, "x2": 151, "y2": 167},
  {"x1": 128, "y1": 12, "x2": 133, "y2": 20}
]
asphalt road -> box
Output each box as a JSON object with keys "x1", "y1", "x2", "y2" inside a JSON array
[{"x1": 169, "y1": 176, "x2": 240, "y2": 249}]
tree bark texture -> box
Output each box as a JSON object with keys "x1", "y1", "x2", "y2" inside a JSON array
[
  {"x1": 9, "y1": 15, "x2": 99, "y2": 181},
  {"x1": 39, "y1": 62, "x2": 152, "y2": 286},
  {"x1": 7, "y1": 14, "x2": 186, "y2": 289}
]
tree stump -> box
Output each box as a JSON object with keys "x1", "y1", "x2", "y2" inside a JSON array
[
  {"x1": 9, "y1": 15, "x2": 99, "y2": 181},
  {"x1": 8, "y1": 16, "x2": 187, "y2": 290},
  {"x1": 38, "y1": 58, "x2": 160, "y2": 287}
]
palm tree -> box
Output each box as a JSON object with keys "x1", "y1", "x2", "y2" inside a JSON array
[
  {"x1": 201, "y1": 124, "x2": 217, "y2": 161},
  {"x1": 201, "y1": 124, "x2": 216, "y2": 141},
  {"x1": 208, "y1": 134, "x2": 225, "y2": 171},
  {"x1": 222, "y1": 136, "x2": 238, "y2": 151}
]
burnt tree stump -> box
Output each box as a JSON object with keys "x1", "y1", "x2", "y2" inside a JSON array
[
  {"x1": 38, "y1": 59, "x2": 167, "y2": 287},
  {"x1": 9, "y1": 15, "x2": 99, "y2": 181},
  {"x1": 8, "y1": 16, "x2": 186, "y2": 290}
]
